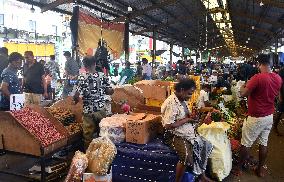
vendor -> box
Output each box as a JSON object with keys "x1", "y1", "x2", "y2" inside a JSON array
[
  {"x1": 161, "y1": 79, "x2": 213, "y2": 182},
  {"x1": 73, "y1": 56, "x2": 113, "y2": 150}
]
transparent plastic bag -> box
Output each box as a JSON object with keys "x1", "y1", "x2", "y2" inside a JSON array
[
  {"x1": 65, "y1": 151, "x2": 88, "y2": 182},
  {"x1": 86, "y1": 137, "x2": 117, "y2": 175}
]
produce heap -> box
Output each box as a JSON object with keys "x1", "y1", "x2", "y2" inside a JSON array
[
  {"x1": 47, "y1": 107, "x2": 81, "y2": 135},
  {"x1": 11, "y1": 107, "x2": 64, "y2": 147},
  {"x1": 201, "y1": 90, "x2": 248, "y2": 161}
]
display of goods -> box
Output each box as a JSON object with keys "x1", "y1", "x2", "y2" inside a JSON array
[
  {"x1": 211, "y1": 111, "x2": 222, "y2": 122},
  {"x1": 65, "y1": 123, "x2": 82, "y2": 135},
  {"x1": 11, "y1": 107, "x2": 64, "y2": 147},
  {"x1": 65, "y1": 151, "x2": 88, "y2": 182},
  {"x1": 48, "y1": 107, "x2": 76, "y2": 126},
  {"x1": 203, "y1": 112, "x2": 212, "y2": 125},
  {"x1": 86, "y1": 137, "x2": 117, "y2": 175},
  {"x1": 227, "y1": 118, "x2": 244, "y2": 140}
]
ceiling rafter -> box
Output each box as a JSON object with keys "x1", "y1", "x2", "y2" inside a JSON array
[{"x1": 113, "y1": 0, "x2": 177, "y2": 22}]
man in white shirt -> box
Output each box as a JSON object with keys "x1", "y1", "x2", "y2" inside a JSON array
[
  {"x1": 142, "y1": 58, "x2": 152, "y2": 80},
  {"x1": 197, "y1": 84, "x2": 211, "y2": 109}
]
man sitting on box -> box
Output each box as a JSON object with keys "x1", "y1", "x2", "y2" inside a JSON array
[
  {"x1": 0, "y1": 52, "x2": 23, "y2": 111},
  {"x1": 161, "y1": 78, "x2": 213, "y2": 182},
  {"x1": 73, "y1": 56, "x2": 113, "y2": 150}
]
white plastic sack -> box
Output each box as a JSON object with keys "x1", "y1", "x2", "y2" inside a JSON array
[
  {"x1": 99, "y1": 114, "x2": 128, "y2": 143},
  {"x1": 198, "y1": 122, "x2": 232, "y2": 181}
]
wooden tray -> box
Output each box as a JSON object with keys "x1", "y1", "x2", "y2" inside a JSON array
[{"x1": 0, "y1": 111, "x2": 67, "y2": 156}]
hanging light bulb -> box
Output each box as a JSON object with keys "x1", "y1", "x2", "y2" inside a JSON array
[
  {"x1": 251, "y1": 26, "x2": 255, "y2": 30},
  {"x1": 260, "y1": 1, "x2": 264, "y2": 6},
  {"x1": 246, "y1": 40, "x2": 248, "y2": 44},
  {"x1": 127, "y1": 6, "x2": 132, "y2": 12},
  {"x1": 30, "y1": 4, "x2": 35, "y2": 13},
  {"x1": 248, "y1": 37, "x2": 250, "y2": 40}
]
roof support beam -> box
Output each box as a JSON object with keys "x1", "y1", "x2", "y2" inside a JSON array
[
  {"x1": 233, "y1": 23, "x2": 274, "y2": 36},
  {"x1": 41, "y1": 0, "x2": 73, "y2": 13},
  {"x1": 232, "y1": 11, "x2": 284, "y2": 29},
  {"x1": 113, "y1": 0, "x2": 177, "y2": 22},
  {"x1": 252, "y1": 0, "x2": 284, "y2": 9},
  {"x1": 210, "y1": 8, "x2": 284, "y2": 29}
]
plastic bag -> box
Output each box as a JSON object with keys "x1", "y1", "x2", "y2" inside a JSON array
[
  {"x1": 65, "y1": 151, "x2": 88, "y2": 182},
  {"x1": 86, "y1": 137, "x2": 117, "y2": 175},
  {"x1": 197, "y1": 122, "x2": 232, "y2": 181},
  {"x1": 99, "y1": 115, "x2": 128, "y2": 143}
]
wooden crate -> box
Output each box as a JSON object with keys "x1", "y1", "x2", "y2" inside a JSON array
[
  {"x1": 0, "y1": 111, "x2": 68, "y2": 156},
  {"x1": 30, "y1": 105, "x2": 81, "y2": 145}
]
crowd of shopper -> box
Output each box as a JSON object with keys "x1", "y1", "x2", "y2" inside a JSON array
[{"x1": 0, "y1": 46, "x2": 283, "y2": 181}]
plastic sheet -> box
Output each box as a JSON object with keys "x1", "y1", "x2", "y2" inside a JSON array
[{"x1": 112, "y1": 138, "x2": 194, "y2": 182}]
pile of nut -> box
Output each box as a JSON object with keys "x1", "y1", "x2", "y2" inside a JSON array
[
  {"x1": 11, "y1": 108, "x2": 64, "y2": 147},
  {"x1": 47, "y1": 107, "x2": 76, "y2": 126},
  {"x1": 65, "y1": 123, "x2": 82, "y2": 135},
  {"x1": 47, "y1": 107, "x2": 81, "y2": 135}
]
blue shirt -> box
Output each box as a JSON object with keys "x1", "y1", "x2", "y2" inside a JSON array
[{"x1": 0, "y1": 66, "x2": 22, "y2": 109}]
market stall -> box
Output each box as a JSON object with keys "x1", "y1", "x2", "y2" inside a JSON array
[
  {"x1": 0, "y1": 103, "x2": 83, "y2": 181},
  {"x1": 0, "y1": 106, "x2": 68, "y2": 181}
]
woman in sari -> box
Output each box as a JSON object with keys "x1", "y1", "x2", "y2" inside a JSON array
[{"x1": 161, "y1": 79, "x2": 213, "y2": 182}]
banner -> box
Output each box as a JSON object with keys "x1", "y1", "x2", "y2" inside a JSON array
[
  {"x1": 4, "y1": 42, "x2": 55, "y2": 57},
  {"x1": 77, "y1": 11, "x2": 125, "y2": 59}
]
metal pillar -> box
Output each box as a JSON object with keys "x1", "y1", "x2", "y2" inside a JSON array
[
  {"x1": 152, "y1": 28, "x2": 157, "y2": 68},
  {"x1": 275, "y1": 36, "x2": 278, "y2": 54},
  {"x1": 170, "y1": 42, "x2": 173, "y2": 64},
  {"x1": 182, "y1": 46, "x2": 185, "y2": 61},
  {"x1": 124, "y1": 21, "x2": 130, "y2": 62}
]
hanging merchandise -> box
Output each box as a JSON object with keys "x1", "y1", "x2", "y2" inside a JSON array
[{"x1": 72, "y1": 10, "x2": 125, "y2": 59}]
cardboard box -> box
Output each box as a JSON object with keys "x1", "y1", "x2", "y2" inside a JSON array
[
  {"x1": 111, "y1": 85, "x2": 144, "y2": 109},
  {"x1": 135, "y1": 84, "x2": 168, "y2": 101},
  {"x1": 126, "y1": 114, "x2": 162, "y2": 144},
  {"x1": 83, "y1": 171, "x2": 112, "y2": 182},
  {"x1": 134, "y1": 80, "x2": 171, "y2": 101},
  {"x1": 133, "y1": 104, "x2": 161, "y2": 115}
]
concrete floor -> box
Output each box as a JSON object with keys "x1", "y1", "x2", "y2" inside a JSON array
[
  {"x1": 0, "y1": 128, "x2": 284, "y2": 182},
  {"x1": 224, "y1": 127, "x2": 284, "y2": 182}
]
